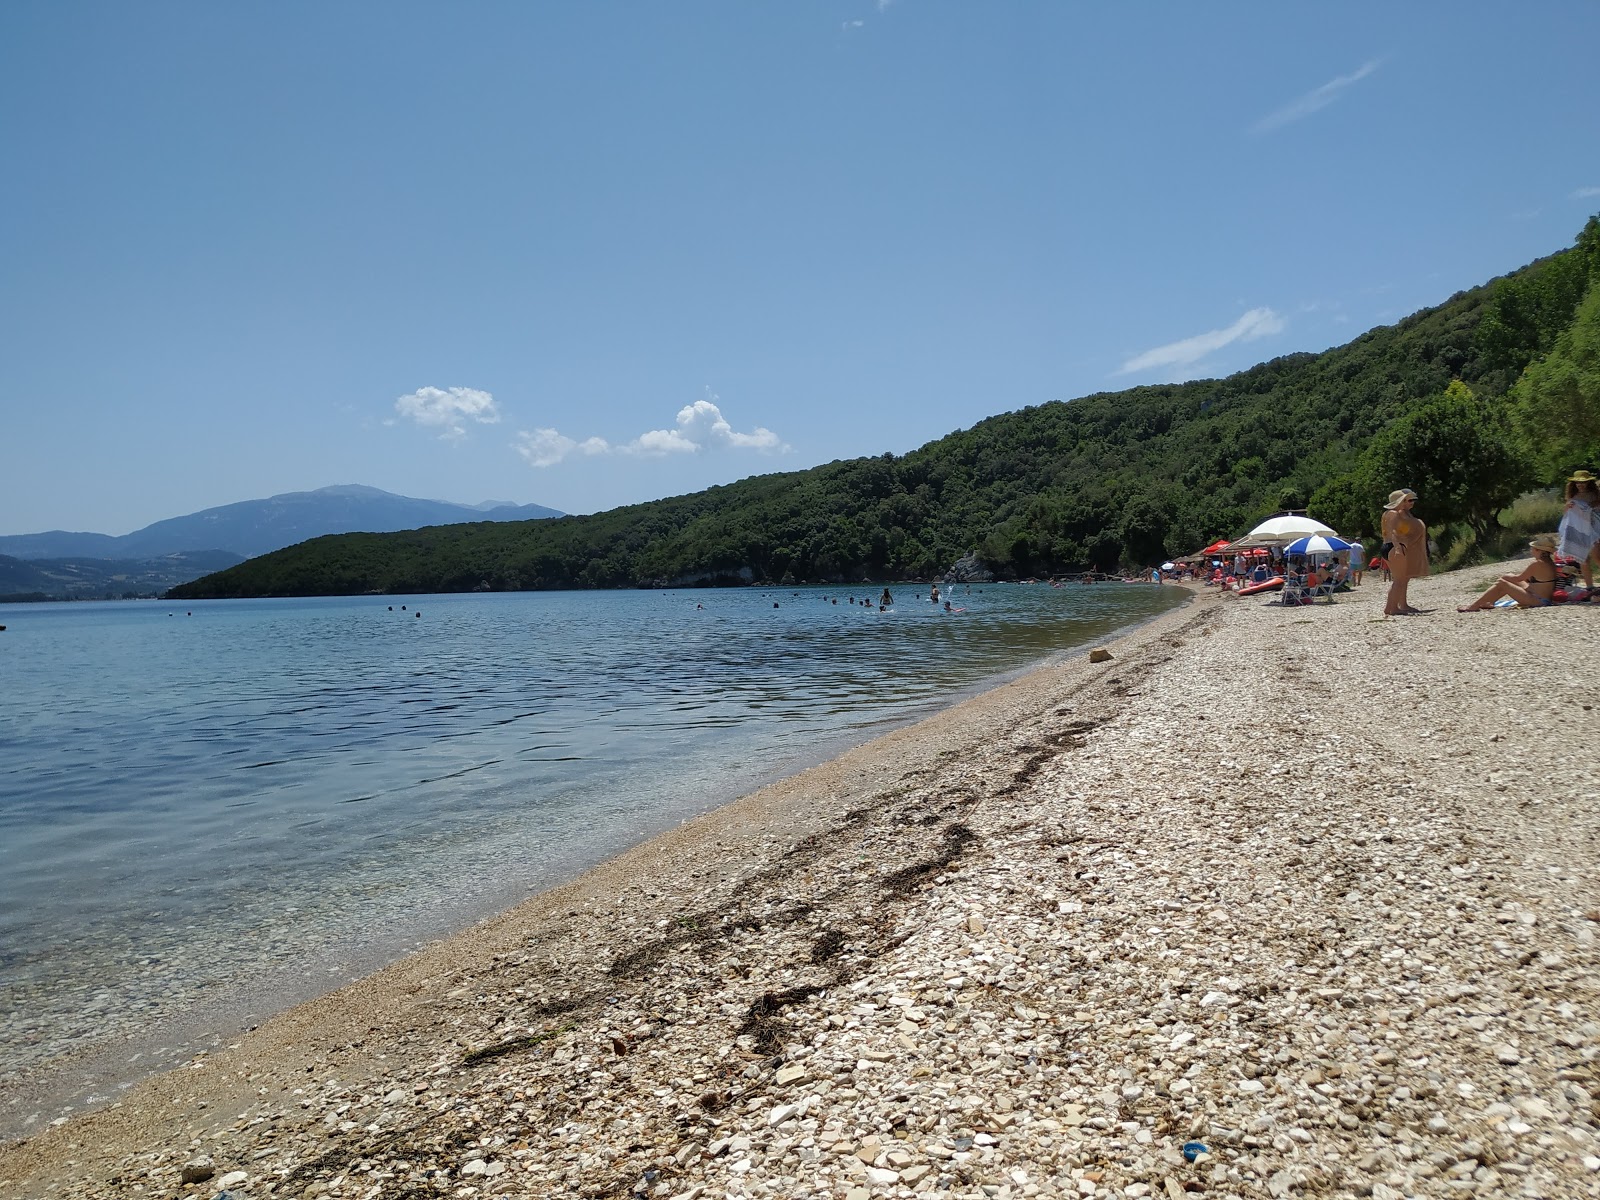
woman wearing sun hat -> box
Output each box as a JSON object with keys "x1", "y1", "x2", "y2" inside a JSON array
[
  {"x1": 1558, "y1": 469, "x2": 1599, "y2": 597},
  {"x1": 1458, "y1": 534, "x2": 1561, "y2": 611},
  {"x1": 1380, "y1": 488, "x2": 1428, "y2": 615}
]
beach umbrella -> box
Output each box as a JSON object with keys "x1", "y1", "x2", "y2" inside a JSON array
[
  {"x1": 1284, "y1": 534, "x2": 1352, "y2": 557},
  {"x1": 1160, "y1": 561, "x2": 1175, "y2": 571},
  {"x1": 1237, "y1": 514, "x2": 1337, "y2": 545},
  {"x1": 1198, "y1": 539, "x2": 1231, "y2": 555}
]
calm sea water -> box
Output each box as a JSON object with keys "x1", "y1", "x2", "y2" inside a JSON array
[{"x1": 0, "y1": 582, "x2": 1184, "y2": 1131}]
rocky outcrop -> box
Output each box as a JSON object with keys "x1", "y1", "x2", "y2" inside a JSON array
[{"x1": 944, "y1": 552, "x2": 994, "y2": 583}]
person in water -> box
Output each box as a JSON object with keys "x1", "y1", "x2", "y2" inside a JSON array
[
  {"x1": 880, "y1": 587, "x2": 893, "y2": 606},
  {"x1": 1381, "y1": 488, "x2": 1428, "y2": 615},
  {"x1": 1458, "y1": 534, "x2": 1561, "y2": 611}
]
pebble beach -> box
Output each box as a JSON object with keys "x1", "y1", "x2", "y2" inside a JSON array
[{"x1": 4, "y1": 562, "x2": 1599, "y2": 1200}]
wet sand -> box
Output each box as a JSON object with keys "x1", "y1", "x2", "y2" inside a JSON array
[{"x1": 3, "y1": 566, "x2": 1598, "y2": 1199}]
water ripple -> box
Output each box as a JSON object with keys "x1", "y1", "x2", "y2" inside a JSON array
[{"x1": 0, "y1": 582, "x2": 1183, "y2": 1102}]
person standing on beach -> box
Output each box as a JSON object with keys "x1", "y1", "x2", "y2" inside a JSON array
[
  {"x1": 1558, "y1": 470, "x2": 1599, "y2": 597},
  {"x1": 1381, "y1": 489, "x2": 1428, "y2": 616},
  {"x1": 1348, "y1": 538, "x2": 1365, "y2": 585}
]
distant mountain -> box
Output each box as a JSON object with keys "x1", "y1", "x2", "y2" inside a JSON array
[
  {"x1": 0, "y1": 551, "x2": 247, "y2": 601},
  {"x1": 0, "y1": 485, "x2": 563, "y2": 561}
]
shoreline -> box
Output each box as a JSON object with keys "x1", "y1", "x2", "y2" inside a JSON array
[
  {"x1": 0, "y1": 585, "x2": 1189, "y2": 1143},
  {"x1": 0, "y1": 588, "x2": 1194, "y2": 1150},
  {"x1": 0, "y1": 582, "x2": 1190, "y2": 1139},
  {"x1": 5, "y1": 567, "x2": 1599, "y2": 1198}
]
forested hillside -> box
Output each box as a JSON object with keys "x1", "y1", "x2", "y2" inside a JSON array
[{"x1": 173, "y1": 218, "x2": 1600, "y2": 598}]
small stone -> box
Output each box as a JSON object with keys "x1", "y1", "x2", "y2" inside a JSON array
[
  {"x1": 967, "y1": 914, "x2": 986, "y2": 934},
  {"x1": 1496, "y1": 1044, "x2": 1522, "y2": 1065},
  {"x1": 1089, "y1": 648, "x2": 1113, "y2": 663},
  {"x1": 179, "y1": 1161, "x2": 215, "y2": 1185},
  {"x1": 864, "y1": 1166, "x2": 899, "y2": 1184},
  {"x1": 775, "y1": 1065, "x2": 807, "y2": 1086},
  {"x1": 901, "y1": 1164, "x2": 932, "y2": 1184},
  {"x1": 217, "y1": 1171, "x2": 249, "y2": 1188},
  {"x1": 461, "y1": 1160, "x2": 487, "y2": 1177}
]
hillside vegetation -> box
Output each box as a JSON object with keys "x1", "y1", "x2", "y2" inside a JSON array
[{"x1": 174, "y1": 219, "x2": 1600, "y2": 598}]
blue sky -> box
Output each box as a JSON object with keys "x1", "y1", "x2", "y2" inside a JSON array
[{"x1": 2, "y1": 2, "x2": 1597, "y2": 536}]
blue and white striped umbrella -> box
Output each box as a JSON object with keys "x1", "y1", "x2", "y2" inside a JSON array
[{"x1": 1284, "y1": 534, "x2": 1352, "y2": 556}]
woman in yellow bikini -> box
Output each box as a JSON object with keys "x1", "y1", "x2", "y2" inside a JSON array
[{"x1": 1381, "y1": 489, "x2": 1428, "y2": 615}]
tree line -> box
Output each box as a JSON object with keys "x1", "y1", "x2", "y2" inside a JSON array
[{"x1": 172, "y1": 217, "x2": 1600, "y2": 599}]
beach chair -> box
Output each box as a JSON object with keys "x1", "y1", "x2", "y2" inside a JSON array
[{"x1": 1279, "y1": 575, "x2": 1306, "y2": 605}]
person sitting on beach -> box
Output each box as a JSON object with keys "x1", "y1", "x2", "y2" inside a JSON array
[{"x1": 1458, "y1": 534, "x2": 1561, "y2": 611}]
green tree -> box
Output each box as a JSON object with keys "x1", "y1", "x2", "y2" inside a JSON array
[
  {"x1": 1360, "y1": 381, "x2": 1531, "y2": 540},
  {"x1": 1510, "y1": 281, "x2": 1600, "y2": 477},
  {"x1": 1307, "y1": 471, "x2": 1375, "y2": 539}
]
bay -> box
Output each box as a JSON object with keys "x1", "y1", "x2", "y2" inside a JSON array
[{"x1": 0, "y1": 581, "x2": 1183, "y2": 1131}]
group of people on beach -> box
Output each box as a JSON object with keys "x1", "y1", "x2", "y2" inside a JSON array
[
  {"x1": 1376, "y1": 473, "x2": 1600, "y2": 614},
  {"x1": 1457, "y1": 469, "x2": 1600, "y2": 612},
  {"x1": 1171, "y1": 470, "x2": 1600, "y2": 617}
]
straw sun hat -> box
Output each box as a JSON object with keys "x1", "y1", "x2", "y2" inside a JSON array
[
  {"x1": 1384, "y1": 488, "x2": 1418, "y2": 510},
  {"x1": 1569, "y1": 469, "x2": 1597, "y2": 483},
  {"x1": 1529, "y1": 533, "x2": 1558, "y2": 553}
]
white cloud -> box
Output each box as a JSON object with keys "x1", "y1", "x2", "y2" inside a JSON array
[
  {"x1": 667, "y1": 397, "x2": 783, "y2": 451},
  {"x1": 511, "y1": 395, "x2": 786, "y2": 468},
  {"x1": 630, "y1": 427, "x2": 699, "y2": 456},
  {"x1": 1574, "y1": 186, "x2": 1600, "y2": 199},
  {"x1": 1117, "y1": 308, "x2": 1285, "y2": 376},
  {"x1": 512, "y1": 429, "x2": 609, "y2": 468},
  {"x1": 394, "y1": 386, "x2": 501, "y2": 440},
  {"x1": 843, "y1": 19, "x2": 864, "y2": 30},
  {"x1": 1252, "y1": 60, "x2": 1381, "y2": 134}
]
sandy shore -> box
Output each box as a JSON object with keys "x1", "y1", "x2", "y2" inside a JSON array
[{"x1": 4, "y1": 565, "x2": 1599, "y2": 1200}]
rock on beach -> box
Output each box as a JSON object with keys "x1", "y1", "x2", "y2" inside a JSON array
[{"x1": 1, "y1": 561, "x2": 1597, "y2": 1199}]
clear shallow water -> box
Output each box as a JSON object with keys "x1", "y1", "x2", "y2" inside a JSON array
[{"x1": 0, "y1": 582, "x2": 1184, "y2": 1127}]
